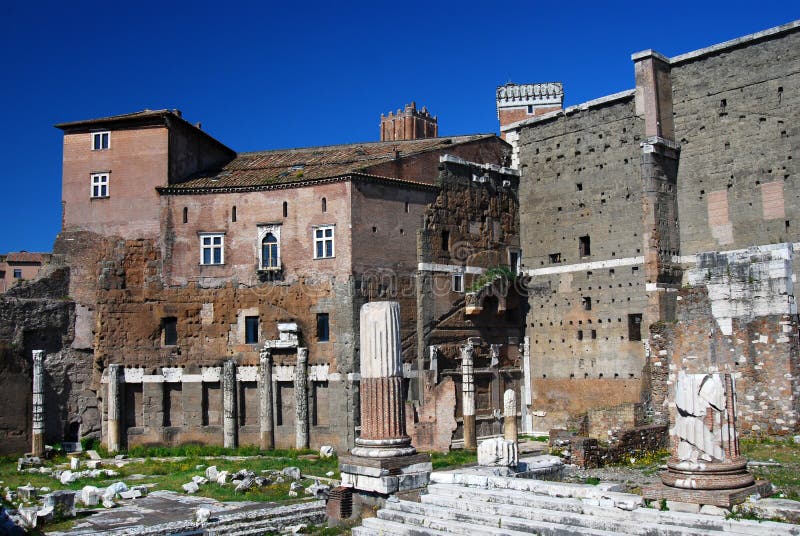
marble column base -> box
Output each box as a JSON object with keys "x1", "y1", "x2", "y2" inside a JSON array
[{"x1": 339, "y1": 453, "x2": 432, "y2": 495}]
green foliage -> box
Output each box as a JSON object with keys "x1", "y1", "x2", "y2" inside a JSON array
[
  {"x1": 660, "y1": 498, "x2": 668, "y2": 511},
  {"x1": 125, "y1": 443, "x2": 263, "y2": 458},
  {"x1": 584, "y1": 477, "x2": 600, "y2": 485},
  {"x1": 519, "y1": 434, "x2": 549, "y2": 443},
  {"x1": 467, "y1": 265, "x2": 515, "y2": 292},
  {"x1": 429, "y1": 449, "x2": 477, "y2": 470}
]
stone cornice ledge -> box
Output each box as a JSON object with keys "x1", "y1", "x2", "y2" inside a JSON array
[{"x1": 501, "y1": 89, "x2": 635, "y2": 133}]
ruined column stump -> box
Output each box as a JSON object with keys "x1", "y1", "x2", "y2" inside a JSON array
[
  {"x1": 295, "y1": 347, "x2": 309, "y2": 450},
  {"x1": 338, "y1": 302, "x2": 431, "y2": 504},
  {"x1": 31, "y1": 350, "x2": 45, "y2": 457},
  {"x1": 643, "y1": 372, "x2": 771, "y2": 508},
  {"x1": 259, "y1": 348, "x2": 274, "y2": 450},
  {"x1": 503, "y1": 389, "x2": 517, "y2": 442},
  {"x1": 223, "y1": 360, "x2": 237, "y2": 449}
]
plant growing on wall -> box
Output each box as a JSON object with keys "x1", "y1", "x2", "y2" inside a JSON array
[{"x1": 467, "y1": 265, "x2": 515, "y2": 292}]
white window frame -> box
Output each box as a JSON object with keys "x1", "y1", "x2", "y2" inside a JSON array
[
  {"x1": 313, "y1": 225, "x2": 335, "y2": 259},
  {"x1": 90, "y1": 173, "x2": 109, "y2": 198},
  {"x1": 92, "y1": 131, "x2": 110, "y2": 151},
  {"x1": 452, "y1": 272, "x2": 464, "y2": 293},
  {"x1": 257, "y1": 224, "x2": 281, "y2": 270},
  {"x1": 199, "y1": 233, "x2": 225, "y2": 265}
]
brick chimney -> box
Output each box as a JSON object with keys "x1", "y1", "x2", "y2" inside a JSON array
[
  {"x1": 380, "y1": 102, "x2": 438, "y2": 141},
  {"x1": 496, "y1": 82, "x2": 564, "y2": 136}
]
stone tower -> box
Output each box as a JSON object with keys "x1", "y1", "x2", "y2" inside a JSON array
[{"x1": 380, "y1": 102, "x2": 438, "y2": 141}]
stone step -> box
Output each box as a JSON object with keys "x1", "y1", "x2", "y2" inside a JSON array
[
  {"x1": 381, "y1": 499, "x2": 621, "y2": 536},
  {"x1": 427, "y1": 484, "x2": 800, "y2": 536},
  {"x1": 354, "y1": 516, "x2": 457, "y2": 536},
  {"x1": 421, "y1": 489, "x2": 704, "y2": 536}
]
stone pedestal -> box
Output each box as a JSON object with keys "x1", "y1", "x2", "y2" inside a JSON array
[
  {"x1": 643, "y1": 372, "x2": 770, "y2": 507},
  {"x1": 106, "y1": 364, "x2": 122, "y2": 453},
  {"x1": 503, "y1": 389, "x2": 517, "y2": 442},
  {"x1": 477, "y1": 437, "x2": 518, "y2": 467},
  {"x1": 259, "y1": 348, "x2": 274, "y2": 450},
  {"x1": 295, "y1": 348, "x2": 309, "y2": 450},
  {"x1": 223, "y1": 360, "x2": 237, "y2": 449},
  {"x1": 461, "y1": 342, "x2": 476, "y2": 450},
  {"x1": 31, "y1": 350, "x2": 45, "y2": 457},
  {"x1": 340, "y1": 302, "x2": 431, "y2": 498}
]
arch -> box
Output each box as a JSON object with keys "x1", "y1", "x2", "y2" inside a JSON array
[{"x1": 262, "y1": 232, "x2": 279, "y2": 268}]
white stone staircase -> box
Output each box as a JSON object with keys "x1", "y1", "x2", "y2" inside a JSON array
[{"x1": 352, "y1": 476, "x2": 800, "y2": 536}]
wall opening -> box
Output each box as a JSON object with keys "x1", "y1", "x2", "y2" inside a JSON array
[
  {"x1": 583, "y1": 296, "x2": 592, "y2": 311},
  {"x1": 322, "y1": 197, "x2": 327, "y2": 213},
  {"x1": 442, "y1": 230, "x2": 450, "y2": 252},
  {"x1": 628, "y1": 313, "x2": 642, "y2": 341},
  {"x1": 163, "y1": 383, "x2": 183, "y2": 427},
  {"x1": 312, "y1": 381, "x2": 329, "y2": 427},
  {"x1": 579, "y1": 235, "x2": 591, "y2": 257},
  {"x1": 245, "y1": 316, "x2": 259, "y2": 344},
  {"x1": 283, "y1": 201, "x2": 288, "y2": 218},
  {"x1": 317, "y1": 313, "x2": 330, "y2": 342},
  {"x1": 161, "y1": 317, "x2": 177, "y2": 346},
  {"x1": 182, "y1": 207, "x2": 188, "y2": 223},
  {"x1": 549, "y1": 253, "x2": 561, "y2": 264},
  {"x1": 231, "y1": 206, "x2": 237, "y2": 222},
  {"x1": 202, "y1": 382, "x2": 222, "y2": 426},
  {"x1": 125, "y1": 383, "x2": 143, "y2": 428}
]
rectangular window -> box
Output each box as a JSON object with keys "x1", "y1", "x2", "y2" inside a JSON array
[
  {"x1": 452, "y1": 273, "x2": 464, "y2": 293},
  {"x1": 628, "y1": 313, "x2": 642, "y2": 341},
  {"x1": 509, "y1": 250, "x2": 521, "y2": 274},
  {"x1": 317, "y1": 313, "x2": 330, "y2": 342},
  {"x1": 13, "y1": 269, "x2": 22, "y2": 279},
  {"x1": 579, "y1": 235, "x2": 591, "y2": 257},
  {"x1": 91, "y1": 173, "x2": 109, "y2": 198},
  {"x1": 549, "y1": 253, "x2": 561, "y2": 264},
  {"x1": 245, "y1": 316, "x2": 259, "y2": 344},
  {"x1": 162, "y1": 317, "x2": 177, "y2": 346},
  {"x1": 583, "y1": 296, "x2": 592, "y2": 311},
  {"x1": 314, "y1": 225, "x2": 334, "y2": 259},
  {"x1": 92, "y1": 131, "x2": 110, "y2": 150},
  {"x1": 200, "y1": 233, "x2": 224, "y2": 265},
  {"x1": 441, "y1": 231, "x2": 450, "y2": 252},
  {"x1": 577, "y1": 330, "x2": 583, "y2": 341}
]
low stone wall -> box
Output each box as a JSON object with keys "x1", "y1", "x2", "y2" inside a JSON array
[{"x1": 549, "y1": 424, "x2": 668, "y2": 468}]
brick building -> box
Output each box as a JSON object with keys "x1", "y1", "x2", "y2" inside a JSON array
[
  {"x1": 503, "y1": 21, "x2": 800, "y2": 437},
  {"x1": 44, "y1": 108, "x2": 521, "y2": 452},
  {"x1": 0, "y1": 252, "x2": 50, "y2": 292}
]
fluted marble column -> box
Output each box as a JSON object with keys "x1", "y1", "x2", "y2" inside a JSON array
[
  {"x1": 503, "y1": 389, "x2": 517, "y2": 442},
  {"x1": 31, "y1": 350, "x2": 45, "y2": 457},
  {"x1": 106, "y1": 364, "x2": 122, "y2": 453},
  {"x1": 295, "y1": 348, "x2": 309, "y2": 449},
  {"x1": 223, "y1": 360, "x2": 237, "y2": 449},
  {"x1": 259, "y1": 348, "x2": 274, "y2": 450},
  {"x1": 352, "y1": 301, "x2": 415, "y2": 458},
  {"x1": 461, "y1": 342, "x2": 476, "y2": 450}
]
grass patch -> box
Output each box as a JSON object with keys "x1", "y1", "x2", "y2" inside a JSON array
[
  {"x1": 519, "y1": 434, "x2": 549, "y2": 443},
  {"x1": 741, "y1": 438, "x2": 800, "y2": 501},
  {"x1": 584, "y1": 477, "x2": 600, "y2": 485},
  {"x1": 428, "y1": 449, "x2": 477, "y2": 470}
]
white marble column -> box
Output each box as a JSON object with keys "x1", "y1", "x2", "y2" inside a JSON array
[
  {"x1": 223, "y1": 360, "x2": 237, "y2": 449},
  {"x1": 461, "y1": 342, "x2": 476, "y2": 450},
  {"x1": 31, "y1": 350, "x2": 45, "y2": 457},
  {"x1": 503, "y1": 389, "x2": 517, "y2": 442},
  {"x1": 295, "y1": 348, "x2": 309, "y2": 449},
  {"x1": 259, "y1": 348, "x2": 274, "y2": 450},
  {"x1": 352, "y1": 301, "x2": 415, "y2": 458},
  {"x1": 106, "y1": 364, "x2": 122, "y2": 453}
]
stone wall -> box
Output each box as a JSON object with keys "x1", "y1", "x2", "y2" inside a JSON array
[{"x1": 0, "y1": 265, "x2": 99, "y2": 454}]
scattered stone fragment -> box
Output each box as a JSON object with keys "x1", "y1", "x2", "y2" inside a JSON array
[
  {"x1": 254, "y1": 476, "x2": 271, "y2": 487},
  {"x1": 102, "y1": 498, "x2": 115, "y2": 508},
  {"x1": 195, "y1": 507, "x2": 211, "y2": 524},
  {"x1": 70, "y1": 456, "x2": 81, "y2": 470},
  {"x1": 183, "y1": 481, "x2": 199, "y2": 494},
  {"x1": 114, "y1": 454, "x2": 127, "y2": 460},
  {"x1": 103, "y1": 482, "x2": 128, "y2": 500},
  {"x1": 192, "y1": 476, "x2": 208, "y2": 485},
  {"x1": 86, "y1": 460, "x2": 102, "y2": 469},
  {"x1": 205, "y1": 466, "x2": 219, "y2": 481},
  {"x1": 275, "y1": 476, "x2": 285, "y2": 483},
  {"x1": 216, "y1": 471, "x2": 229, "y2": 485},
  {"x1": 86, "y1": 450, "x2": 102, "y2": 460},
  {"x1": 235, "y1": 475, "x2": 255, "y2": 493},
  {"x1": 290, "y1": 481, "x2": 304, "y2": 493},
  {"x1": 288, "y1": 490, "x2": 298, "y2": 497},
  {"x1": 737, "y1": 498, "x2": 800, "y2": 523},
  {"x1": 282, "y1": 467, "x2": 301, "y2": 480},
  {"x1": 119, "y1": 489, "x2": 143, "y2": 500},
  {"x1": 283, "y1": 523, "x2": 307, "y2": 534},
  {"x1": 17, "y1": 484, "x2": 37, "y2": 501},
  {"x1": 43, "y1": 490, "x2": 77, "y2": 518},
  {"x1": 38, "y1": 466, "x2": 52, "y2": 474},
  {"x1": 325, "y1": 471, "x2": 335, "y2": 477},
  {"x1": 195, "y1": 464, "x2": 205, "y2": 470},
  {"x1": 305, "y1": 481, "x2": 330, "y2": 499},
  {"x1": 16, "y1": 506, "x2": 39, "y2": 529},
  {"x1": 59, "y1": 470, "x2": 77, "y2": 485},
  {"x1": 80, "y1": 485, "x2": 101, "y2": 506},
  {"x1": 319, "y1": 445, "x2": 335, "y2": 458},
  {"x1": 17, "y1": 456, "x2": 41, "y2": 472}
]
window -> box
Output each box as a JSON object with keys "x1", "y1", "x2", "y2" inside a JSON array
[
  {"x1": 91, "y1": 173, "x2": 109, "y2": 198},
  {"x1": 261, "y1": 233, "x2": 279, "y2": 269},
  {"x1": 245, "y1": 316, "x2": 259, "y2": 344},
  {"x1": 583, "y1": 296, "x2": 592, "y2": 311},
  {"x1": 200, "y1": 233, "x2": 224, "y2": 265},
  {"x1": 452, "y1": 273, "x2": 464, "y2": 293},
  {"x1": 317, "y1": 313, "x2": 330, "y2": 342},
  {"x1": 321, "y1": 197, "x2": 327, "y2": 213},
  {"x1": 549, "y1": 253, "x2": 561, "y2": 264},
  {"x1": 283, "y1": 201, "x2": 288, "y2": 218},
  {"x1": 579, "y1": 235, "x2": 591, "y2": 257},
  {"x1": 577, "y1": 330, "x2": 583, "y2": 341},
  {"x1": 13, "y1": 269, "x2": 22, "y2": 279},
  {"x1": 441, "y1": 231, "x2": 450, "y2": 252},
  {"x1": 182, "y1": 207, "x2": 188, "y2": 223},
  {"x1": 92, "y1": 131, "x2": 109, "y2": 150},
  {"x1": 231, "y1": 206, "x2": 237, "y2": 222},
  {"x1": 162, "y1": 317, "x2": 177, "y2": 346},
  {"x1": 314, "y1": 225, "x2": 334, "y2": 258},
  {"x1": 628, "y1": 313, "x2": 642, "y2": 341},
  {"x1": 509, "y1": 250, "x2": 521, "y2": 274}
]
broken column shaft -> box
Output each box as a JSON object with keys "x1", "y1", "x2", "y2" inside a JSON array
[
  {"x1": 352, "y1": 301, "x2": 415, "y2": 457},
  {"x1": 223, "y1": 360, "x2": 237, "y2": 449},
  {"x1": 106, "y1": 364, "x2": 122, "y2": 453},
  {"x1": 295, "y1": 347, "x2": 309, "y2": 449},
  {"x1": 31, "y1": 350, "x2": 45, "y2": 457},
  {"x1": 461, "y1": 342, "x2": 477, "y2": 450},
  {"x1": 259, "y1": 348, "x2": 274, "y2": 450},
  {"x1": 504, "y1": 389, "x2": 517, "y2": 442}
]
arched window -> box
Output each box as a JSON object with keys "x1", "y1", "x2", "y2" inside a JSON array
[
  {"x1": 322, "y1": 197, "x2": 327, "y2": 213},
  {"x1": 262, "y1": 232, "x2": 279, "y2": 269}
]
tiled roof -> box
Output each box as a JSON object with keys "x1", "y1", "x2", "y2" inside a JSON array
[
  {"x1": 55, "y1": 109, "x2": 178, "y2": 129},
  {"x1": 162, "y1": 135, "x2": 494, "y2": 192},
  {"x1": 5, "y1": 252, "x2": 46, "y2": 263}
]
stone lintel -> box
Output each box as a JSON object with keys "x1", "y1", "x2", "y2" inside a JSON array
[{"x1": 642, "y1": 480, "x2": 772, "y2": 508}]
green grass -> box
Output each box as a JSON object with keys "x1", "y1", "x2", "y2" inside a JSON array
[
  {"x1": 741, "y1": 438, "x2": 800, "y2": 501},
  {"x1": 519, "y1": 434, "x2": 549, "y2": 442},
  {"x1": 428, "y1": 449, "x2": 477, "y2": 470}
]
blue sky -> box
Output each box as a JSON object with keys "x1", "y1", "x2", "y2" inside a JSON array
[{"x1": 0, "y1": 1, "x2": 796, "y2": 253}]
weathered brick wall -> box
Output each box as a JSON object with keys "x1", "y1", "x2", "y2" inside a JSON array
[{"x1": 671, "y1": 29, "x2": 799, "y2": 260}]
